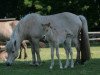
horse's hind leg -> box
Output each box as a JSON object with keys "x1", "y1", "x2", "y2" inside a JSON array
[
  {"x1": 22, "y1": 42, "x2": 28, "y2": 59},
  {"x1": 74, "y1": 38, "x2": 81, "y2": 64},
  {"x1": 18, "y1": 47, "x2": 22, "y2": 59},
  {"x1": 24, "y1": 47, "x2": 27, "y2": 59},
  {"x1": 56, "y1": 46, "x2": 63, "y2": 69}
]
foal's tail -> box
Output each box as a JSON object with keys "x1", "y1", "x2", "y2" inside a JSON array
[{"x1": 79, "y1": 15, "x2": 91, "y2": 63}]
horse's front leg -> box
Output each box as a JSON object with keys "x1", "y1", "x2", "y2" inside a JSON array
[
  {"x1": 30, "y1": 40, "x2": 36, "y2": 65},
  {"x1": 75, "y1": 48, "x2": 81, "y2": 64},
  {"x1": 56, "y1": 46, "x2": 63, "y2": 69},
  {"x1": 34, "y1": 40, "x2": 41, "y2": 66},
  {"x1": 50, "y1": 45, "x2": 54, "y2": 69}
]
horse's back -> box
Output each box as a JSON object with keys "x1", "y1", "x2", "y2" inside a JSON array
[{"x1": 45, "y1": 12, "x2": 82, "y2": 36}]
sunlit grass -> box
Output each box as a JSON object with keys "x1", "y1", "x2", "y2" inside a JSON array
[{"x1": 0, "y1": 46, "x2": 100, "y2": 75}]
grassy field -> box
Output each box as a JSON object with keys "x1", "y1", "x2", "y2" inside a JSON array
[{"x1": 0, "y1": 46, "x2": 100, "y2": 75}]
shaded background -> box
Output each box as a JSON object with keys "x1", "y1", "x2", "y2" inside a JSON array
[{"x1": 0, "y1": 0, "x2": 100, "y2": 31}]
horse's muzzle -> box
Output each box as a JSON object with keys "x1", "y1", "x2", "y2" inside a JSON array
[{"x1": 6, "y1": 62, "x2": 12, "y2": 66}]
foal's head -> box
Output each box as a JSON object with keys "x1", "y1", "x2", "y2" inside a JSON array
[
  {"x1": 42, "y1": 22, "x2": 52, "y2": 34},
  {"x1": 42, "y1": 22, "x2": 51, "y2": 31},
  {"x1": 41, "y1": 22, "x2": 52, "y2": 40}
]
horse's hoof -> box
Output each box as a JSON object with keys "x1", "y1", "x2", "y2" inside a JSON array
[
  {"x1": 75, "y1": 60, "x2": 81, "y2": 65},
  {"x1": 35, "y1": 63, "x2": 40, "y2": 66},
  {"x1": 18, "y1": 57, "x2": 21, "y2": 59},
  {"x1": 24, "y1": 57, "x2": 27, "y2": 59},
  {"x1": 29, "y1": 62, "x2": 35, "y2": 66},
  {"x1": 24, "y1": 56, "x2": 27, "y2": 59},
  {"x1": 80, "y1": 62, "x2": 85, "y2": 65}
]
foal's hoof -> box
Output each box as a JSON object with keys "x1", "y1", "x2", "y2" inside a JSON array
[
  {"x1": 60, "y1": 66, "x2": 63, "y2": 69},
  {"x1": 71, "y1": 65, "x2": 74, "y2": 68},
  {"x1": 49, "y1": 66, "x2": 53, "y2": 69},
  {"x1": 60, "y1": 67, "x2": 63, "y2": 69},
  {"x1": 24, "y1": 56, "x2": 28, "y2": 59},
  {"x1": 18, "y1": 57, "x2": 21, "y2": 59},
  {"x1": 64, "y1": 66, "x2": 68, "y2": 69}
]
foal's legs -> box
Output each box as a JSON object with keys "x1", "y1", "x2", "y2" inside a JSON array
[
  {"x1": 63, "y1": 44, "x2": 69, "y2": 68},
  {"x1": 50, "y1": 45, "x2": 54, "y2": 69},
  {"x1": 56, "y1": 46, "x2": 63, "y2": 69},
  {"x1": 64, "y1": 38, "x2": 74, "y2": 68},
  {"x1": 69, "y1": 47, "x2": 74, "y2": 68}
]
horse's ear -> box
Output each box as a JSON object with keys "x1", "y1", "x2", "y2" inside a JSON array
[
  {"x1": 47, "y1": 22, "x2": 50, "y2": 27},
  {"x1": 41, "y1": 22, "x2": 51, "y2": 28},
  {"x1": 48, "y1": 22, "x2": 52, "y2": 28}
]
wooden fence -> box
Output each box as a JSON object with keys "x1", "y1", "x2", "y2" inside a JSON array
[
  {"x1": 0, "y1": 18, "x2": 16, "y2": 22},
  {"x1": 88, "y1": 32, "x2": 100, "y2": 41}
]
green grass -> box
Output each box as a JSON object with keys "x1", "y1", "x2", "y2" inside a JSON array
[{"x1": 0, "y1": 46, "x2": 100, "y2": 75}]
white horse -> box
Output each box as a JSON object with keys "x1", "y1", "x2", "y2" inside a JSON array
[
  {"x1": 42, "y1": 23, "x2": 75, "y2": 69},
  {"x1": 5, "y1": 12, "x2": 90, "y2": 66}
]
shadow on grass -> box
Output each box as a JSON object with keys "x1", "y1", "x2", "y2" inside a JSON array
[
  {"x1": 0, "y1": 58, "x2": 100, "y2": 69},
  {"x1": 0, "y1": 59, "x2": 100, "y2": 75}
]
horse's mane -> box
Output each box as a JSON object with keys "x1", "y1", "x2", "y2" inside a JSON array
[{"x1": 10, "y1": 13, "x2": 40, "y2": 40}]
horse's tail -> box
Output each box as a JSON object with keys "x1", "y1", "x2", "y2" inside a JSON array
[{"x1": 79, "y1": 15, "x2": 91, "y2": 63}]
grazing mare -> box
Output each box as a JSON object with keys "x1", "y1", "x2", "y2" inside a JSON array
[
  {"x1": 0, "y1": 21, "x2": 28, "y2": 59},
  {"x1": 6, "y1": 12, "x2": 90, "y2": 66}
]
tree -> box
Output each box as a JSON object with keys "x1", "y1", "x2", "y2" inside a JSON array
[{"x1": 0, "y1": 0, "x2": 100, "y2": 31}]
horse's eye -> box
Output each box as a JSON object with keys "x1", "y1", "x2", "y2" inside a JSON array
[{"x1": 12, "y1": 51, "x2": 15, "y2": 53}]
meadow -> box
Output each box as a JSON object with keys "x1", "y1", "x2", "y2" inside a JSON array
[{"x1": 0, "y1": 46, "x2": 100, "y2": 75}]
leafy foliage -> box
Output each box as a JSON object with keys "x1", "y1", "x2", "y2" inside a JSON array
[{"x1": 0, "y1": 0, "x2": 100, "y2": 31}]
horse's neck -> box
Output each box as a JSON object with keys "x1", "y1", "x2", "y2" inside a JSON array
[
  {"x1": 47, "y1": 28, "x2": 58, "y2": 42},
  {"x1": 11, "y1": 30, "x2": 22, "y2": 46}
]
